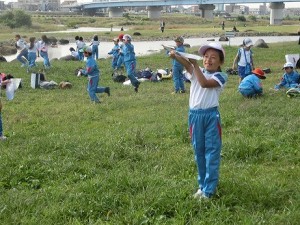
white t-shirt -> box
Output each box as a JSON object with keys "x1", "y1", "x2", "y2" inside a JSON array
[
  {"x1": 71, "y1": 51, "x2": 79, "y2": 58},
  {"x1": 27, "y1": 42, "x2": 38, "y2": 53},
  {"x1": 188, "y1": 68, "x2": 227, "y2": 109},
  {"x1": 37, "y1": 41, "x2": 48, "y2": 52},
  {"x1": 238, "y1": 48, "x2": 252, "y2": 67},
  {"x1": 91, "y1": 40, "x2": 99, "y2": 46},
  {"x1": 76, "y1": 40, "x2": 85, "y2": 50},
  {"x1": 16, "y1": 38, "x2": 28, "y2": 52}
]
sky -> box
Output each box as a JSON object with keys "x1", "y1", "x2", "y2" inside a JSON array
[{"x1": 3, "y1": 0, "x2": 300, "y2": 8}]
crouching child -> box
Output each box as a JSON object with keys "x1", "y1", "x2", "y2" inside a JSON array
[{"x1": 238, "y1": 68, "x2": 266, "y2": 98}]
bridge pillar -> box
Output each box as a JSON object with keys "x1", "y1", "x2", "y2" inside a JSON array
[
  {"x1": 147, "y1": 6, "x2": 162, "y2": 19},
  {"x1": 108, "y1": 7, "x2": 123, "y2": 18},
  {"x1": 269, "y1": 2, "x2": 285, "y2": 25},
  {"x1": 199, "y1": 4, "x2": 215, "y2": 20}
]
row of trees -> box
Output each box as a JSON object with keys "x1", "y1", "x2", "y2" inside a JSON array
[{"x1": 0, "y1": 10, "x2": 32, "y2": 28}]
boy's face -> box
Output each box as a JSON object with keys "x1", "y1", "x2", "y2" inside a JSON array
[
  {"x1": 175, "y1": 41, "x2": 182, "y2": 46},
  {"x1": 284, "y1": 67, "x2": 293, "y2": 73},
  {"x1": 202, "y1": 49, "x2": 223, "y2": 72}
]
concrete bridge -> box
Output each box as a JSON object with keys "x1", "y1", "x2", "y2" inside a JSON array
[{"x1": 67, "y1": 0, "x2": 299, "y2": 25}]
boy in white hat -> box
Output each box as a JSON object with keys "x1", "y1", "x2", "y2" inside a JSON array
[
  {"x1": 274, "y1": 62, "x2": 300, "y2": 90},
  {"x1": 232, "y1": 38, "x2": 254, "y2": 83}
]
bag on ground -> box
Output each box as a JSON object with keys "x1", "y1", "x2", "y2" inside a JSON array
[
  {"x1": 31, "y1": 73, "x2": 40, "y2": 89},
  {"x1": 6, "y1": 82, "x2": 14, "y2": 100}
]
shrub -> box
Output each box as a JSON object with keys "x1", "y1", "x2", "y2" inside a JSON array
[
  {"x1": 249, "y1": 15, "x2": 257, "y2": 22},
  {"x1": 0, "y1": 10, "x2": 32, "y2": 28},
  {"x1": 236, "y1": 15, "x2": 246, "y2": 22}
]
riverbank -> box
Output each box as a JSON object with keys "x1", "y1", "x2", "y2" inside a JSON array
[{"x1": 2, "y1": 35, "x2": 299, "y2": 62}]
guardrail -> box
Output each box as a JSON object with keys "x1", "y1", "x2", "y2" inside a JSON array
[{"x1": 225, "y1": 31, "x2": 236, "y2": 46}]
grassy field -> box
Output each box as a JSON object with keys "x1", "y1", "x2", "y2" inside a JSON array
[{"x1": 0, "y1": 38, "x2": 299, "y2": 224}]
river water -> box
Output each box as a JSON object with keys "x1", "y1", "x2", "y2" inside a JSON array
[{"x1": 3, "y1": 35, "x2": 299, "y2": 62}]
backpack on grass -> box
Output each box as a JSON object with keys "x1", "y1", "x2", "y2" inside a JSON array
[{"x1": 112, "y1": 71, "x2": 127, "y2": 83}]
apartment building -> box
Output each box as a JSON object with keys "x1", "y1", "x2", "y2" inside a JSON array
[{"x1": 13, "y1": 0, "x2": 60, "y2": 11}]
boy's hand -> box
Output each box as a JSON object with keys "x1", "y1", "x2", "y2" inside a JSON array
[
  {"x1": 169, "y1": 50, "x2": 176, "y2": 58},
  {"x1": 189, "y1": 58, "x2": 197, "y2": 64}
]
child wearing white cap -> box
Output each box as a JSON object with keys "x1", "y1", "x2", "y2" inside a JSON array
[
  {"x1": 274, "y1": 62, "x2": 300, "y2": 90},
  {"x1": 232, "y1": 38, "x2": 254, "y2": 83},
  {"x1": 169, "y1": 42, "x2": 228, "y2": 199},
  {"x1": 120, "y1": 34, "x2": 140, "y2": 92}
]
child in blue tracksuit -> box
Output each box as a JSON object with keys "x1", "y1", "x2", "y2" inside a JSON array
[
  {"x1": 238, "y1": 68, "x2": 266, "y2": 98},
  {"x1": 274, "y1": 62, "x2": 300, "y2": 90},
  {"x1": 79, "y1": 46, "x2": 110, "y2": 103},
  {"x1": 171, "y1": 36, "x2": 186, "y2": 93},
  {"x1": 169, "y1": 42, "x2": 228, "y2": 199},
  {"x1": 120, "y1": 34, "x2": 140, "y2": 92},
  {"x1": 108, "y1": 38, "x2": 120, "y2": 70},
  {"x1": 90, "y1": 34, "x2": 100, "y2": 60}
]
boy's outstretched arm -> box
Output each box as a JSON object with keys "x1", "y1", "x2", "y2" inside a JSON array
[{"x1": 169, "y1": 50, "x2": 194, "y2": 74}]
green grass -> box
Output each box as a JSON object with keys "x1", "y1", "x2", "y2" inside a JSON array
[{"x1": 1, "y1": 37, "x2": 300, "y2": 224}]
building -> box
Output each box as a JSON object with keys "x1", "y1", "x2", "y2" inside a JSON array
[
  {"x1": 61, "y1": 0, "x2": 77, "y2": 11},
  {"x1": 259, "y1": 3, "x2": 268, "y2": 15},
  {"x1": 13, "y1": 0, "x2": 60, "y2": 11},
  {"x1": 215, "y1": 4, "x2": 224, "y2": 12},
  {"x1": 225, "y1": 4, "x2": 249, "y2": 15},
  {"x1": 0, "y1": 1, "x2": 4, "y2": 10},
  {"x1": 61, "y1": 0, "x2": 78, "y2": 6}
]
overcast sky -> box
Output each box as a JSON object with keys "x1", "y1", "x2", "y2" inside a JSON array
[{"x1": 4, "y1": 1, "x2": 300, "y2": 8}]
